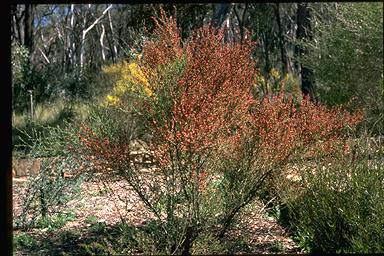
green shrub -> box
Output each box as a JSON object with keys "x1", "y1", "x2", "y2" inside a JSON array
[
  {"x1": 14, "y1": 122, "x2": 88, "y2": 230},
  {"x1": 13, "y1": 233, "x2": 38, "y2": 250},
  {"x1": 304, "y1": 2, "x2": 383, "y2": 134},
  {"x1": 192, "y1": 233, "x2": 228, "y2": 254},
  {"x1": 35, "y1": 211, "x2": 76, "y2": 231},
  {"x1": 85, "y1": 215, "x2": 98, "y2": 224},
  {"x1": 11, "y1": 43, "x2": 33, "y2": 113},
  {"x1": 283, "y1": 153, "x2": 384, "y2": 253}
]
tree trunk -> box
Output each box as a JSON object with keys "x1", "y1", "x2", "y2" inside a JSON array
[
  {"x1": 24, "y1": 4, "x2": 35, "y2": 54},
  {"x1": 100, "y1": 24, "x2": 106, "y2": 61},
  {"x1": 67, "y1": 4, "x2": 76, "y2": 72},
  {"x1": 211, "y1": 3, "x2": 231, "y2": 28},
  {"x1": 11, "y1": 5, "x2": 24, "y2": 45},
  {"x1": 24, "y1": 4, "x2": 35, "y2": 92},
  {"x1": 274, "y1": 3, "x2": 289, "y2": 75},
  {"x1": 181, "y1": 225, "x2": 194, "y2": 256},
  {"x1": 107, "y1": 9, "x2": 118, "y2": 63},
  {"x1": 295, "y1": 3, "x2": 316, "y2": 100},
  {"x1": 80, "y1": 4, "x2": 113, "y2": 72},
  {"x1": 233, "y1": 3, "x2": 249, "y2": 42}
]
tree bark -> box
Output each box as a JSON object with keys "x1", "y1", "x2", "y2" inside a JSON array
[
  {"x1": 295, "y1": 3, "x2": 316, "y2": 100},
  {"x1": 24, "y1": 4, "x2": 35, "y2": 53},
  {"x1": 107, "y1": 9, "x2": 118, "y2": 62},
  {"x1": 11, "y1": 5, "x2": 24, "y2": 45},
  {"x1": 274, "y1": 3, "x2": 289, "y2": 74},
  {"x1": 67, "y1": 4, "x2": 76, "y2": 71},
  {"x1": 233, "y1": 3, "x2": 249, "y2": 42},
  {"x1": 181, "y1": 225, "x2": 195, "y2": 256},
  {"x1": 211, "y1": 3, "x2": 231, "y2": 28},
  {"x1": 100, "y1": 24, "x2": 106, "y2": 61}
]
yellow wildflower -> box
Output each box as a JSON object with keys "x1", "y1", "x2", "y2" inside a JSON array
[
  {"x1": 270, "y1": 68, "x2": 280, "y2": 79},
  {"x1": 106, "y1": 95, "x2": 119, "y2": 105}
]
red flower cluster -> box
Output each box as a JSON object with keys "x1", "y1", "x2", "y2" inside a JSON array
[
  {"x1": 144, "y1": 18, "x2": 258, "y2": 169},
  {"x1": 73, "y1": 8, "x2": 363, "y2": 194},
  {"x1": 142, "y1": 8, "x2": 183, "y2": 71},
  {"x1": 236, "y1": 94, "x2": 364, "y2": 169}
]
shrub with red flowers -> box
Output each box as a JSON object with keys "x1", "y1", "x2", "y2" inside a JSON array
[
  {"x1": 213, "y1": 93, "x2": 363, "y2": 238},
  {"x1": 72, "y1": 8, "x2": 363, "y2": 254}
]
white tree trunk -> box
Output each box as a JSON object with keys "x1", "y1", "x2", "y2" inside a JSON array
[
  {"x1": 108, "y1": 9, "x2": 118, "y2": 60},
  {"x1": 67, "y1": 4, "x2": 76, "y2": 68},
  {"x1": 100, "y1": 24, "x2": 106, "y2": 61},
  {"x1": 80, "y1": 4, "x2": 113, "y2": 71}
]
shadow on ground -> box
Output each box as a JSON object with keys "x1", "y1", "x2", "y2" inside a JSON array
[
  {"x1": 14, "y1": 218, "x2": 298, "y2": 255},
  {"x1": 14, "y1": 221, "x2": 146, "y2": 255}
]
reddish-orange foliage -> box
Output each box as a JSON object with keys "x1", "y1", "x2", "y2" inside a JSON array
[
  {"x1": 142, "y1": 8, "x2": 183, "y2": 71},
  {"x1": 236, "y1": 95, "x2": 364, "y2": 168},
  {"x1": 71, "y1": 124, "x2": 132, "y2": 173},
  {"x1": 164, "y1": 26, "x2": 256, "y2": 150},
  {"x1": 73, "y1": 9, "x2": 363, "y2": 187},
  {"x1": 143, "y1": 10, "x2": 257, "y2": 164}
]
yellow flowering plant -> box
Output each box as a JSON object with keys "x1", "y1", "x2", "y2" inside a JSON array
[
  {"x1": 269, "y1": 68, "x2": 280, "y2": 79},
  {"x1": 101, "y1": 58, "x2": 153, "y2": 107},
  {"x1": 252, "y1": 68, "x2": 302, "y2": 101}
]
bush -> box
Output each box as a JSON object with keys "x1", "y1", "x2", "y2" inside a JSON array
[
  {"x1": 14, "y1": 123, "x2": 88, "y2": 230},
  {"x1": 72, "y1": 8, "x2": 363, "y2": 255},
  {"x1": 11, "y1": 43, "x2": 65, "y2": 114},
  {"x1": 279, "y1": 145, "x2": 384, "y2": 253},
  {"x1": 12, "y1": 43, "x2": 32, "y2": 113}
]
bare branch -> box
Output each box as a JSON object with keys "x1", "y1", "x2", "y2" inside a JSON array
[
  {"x1": 38, "y1": 47, "x2": 50, "y2": 64},
  {"x1": 82, "y1": 4, "x2": 113, "y2": 36}
]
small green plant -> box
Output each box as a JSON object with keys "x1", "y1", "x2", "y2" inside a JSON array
[
  {"x1": 13, "y1": 233, "x2": 38, "y2": 249},
  {"x1": 269, "y1": 240, "x2": 286, "y2": 253},
  {"x1": 35, "y1": 211, "x2": 76, "y2": 231},
  {"x1": 192, "y1": 233, "x2": 228, "y2": 254},
  {"x1": 79, "y1": 241, "x2": 109, "y2": 256},
  {"x1": 85, "y1": 215, "x2": 98, "y2": 224},
  {"x1": 59, "y1": 230, "x2": 81, "y2": 244},
  {"x1": 89, "y1": 222, "x2": 107, "y2": 234},
  {"x1": 14, "y1": 123, "x2": 87, "y2": 230}
]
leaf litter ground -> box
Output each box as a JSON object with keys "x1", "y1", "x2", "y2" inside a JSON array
[{"x1": 13, "y1": 172, "x2": 301, "y2": 254}]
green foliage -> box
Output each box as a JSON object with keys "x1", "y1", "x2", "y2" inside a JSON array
[
  {"x1": 35, "y1": 211, "x2": 76, "y2": 231},
  {"x1": 192, "y1": 233, "x2": 228, "y2": 254},
  {"x1": 12, "y1": 43, "x2": 33, "y2": 113},
  {"x1": 11, "y1": 43, "x2": 30, "y2": 88},
  {"x1": 79, "y1": 241, "x2": 110, "y2": 256},
  {"x1": 14, "y1": 122, "x2": 89, "y2": 229},
  {"x1": 281, "y1": 151, "x2": 384, "y2": 253},
  {"x1": 85, "y1": 215, "x2": 98, "y2": 224},
  {"x1": 88, "y1": 222, "x2": 108, "y2": 234},
  {"x1": 11, "y1": 43, "x2": 61, "y2": 113},
  {"x1": 13, "y1": 233, "x2": 38, "y2": 250},
  {"x1": 304, "y1": 2, "x2": 384, "y2": 134},
  {"x1": 14, "y1": 166, "x2": 84, "y2": 230}
]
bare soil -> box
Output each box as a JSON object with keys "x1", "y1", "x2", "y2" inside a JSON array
[{"x1": 13, "y1": 173, "x2": 302, "y2": 254}]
